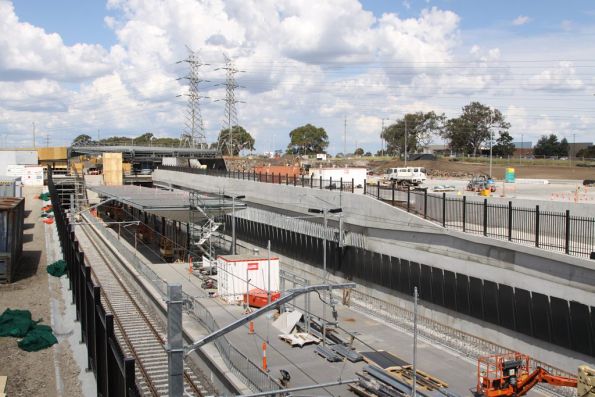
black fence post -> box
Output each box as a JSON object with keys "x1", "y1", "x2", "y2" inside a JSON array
[
  {"x1": 508, "y1": 201, "x2": 513, "y2": 241},
  {"x1": 278, "y1": 173, "x2": 281, "y2": 184},
  {"x1": 340, "y1": 177, "x2": 343, "y2": 192},
  {"x1": 483, "y1": 198, "x2": 488, "y2": 236},
  {"x1": 535, "y1": 205, "x2": 540, "y2": 247},
  {"x1": 424, "y1": 190, "x2": 428, "y2": 219},
  {"x1": 253, "y1": 170, "x2": 256, "y2": 181},
  {"x1": 320, "y1": 176, "x2": 322, "y2": 189},
  {"x1": 442, "y1": 192, "x2": 446, "y2": 227},
  {"x1": 377, "y1": 181, "x2": 380, "y2": 200},
  {"x1": 391, "y1": 183, "x2": 395, "y2": 206},
  {"x1": 124, "y1": 358, "x2": 136, "y2": 397},
  {"x1": 407, "y1": 186, "x2": 411, "y2": 212},
  {"x1": 294, "y1": 174, "x2": 297, "y2": 186},
  {"x1": 462, "y1": 196, "x2": 467, "y2": 232},
  {"x1": 351, "y1": 178, "x2": 354, "y2": 193},
  {"x1": 310, "y1": 176, "x2": 313, "y2": 189},
  {"x1": 363, "y1": 179, "x2": 366, "y2": 194},
  {"x1": 565, "y1": 209, "x2": 570, "y2": 254},
  {"x1": 330, "y1": 176, "x2": 333, "y2": 190},
  {"x1": 301, "y1": 175, "x2": 304, "y2": 187}
]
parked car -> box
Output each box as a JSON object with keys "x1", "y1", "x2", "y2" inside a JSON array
[{"x1": 383, "y1": 167, "x2": 427, "y2": 186}]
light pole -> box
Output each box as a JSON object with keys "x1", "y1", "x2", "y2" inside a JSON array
[
  {"x1": 519, "y1": 133, "x2": 523, "y2": 166},
  {"x1": 404, "y1": 117, "x2": 408, "y2": 167},
  {"x1": 308, "y1": 207, "x2": 342, "y2": 346},
  {"x1": 488, "y1": 117, "x2": 494, "y2": 178},
  {"x1": 224, "y1": 194, "x2": 245, "y2": 255}
]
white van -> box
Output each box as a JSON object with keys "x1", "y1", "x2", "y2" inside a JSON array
[{"x1": 383, "y1": 167, "x2": 427, "y2": 186}]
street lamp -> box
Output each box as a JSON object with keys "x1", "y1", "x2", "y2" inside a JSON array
[
  {"x1": 307, "y1": 207, "x2": 342, "y2": 346},
  {"x1": 488, "y1": 117, "x2": 494, "y2": 178},
  {"x1": 224, "y1": 194, "x2": 246, "y2": 255}
]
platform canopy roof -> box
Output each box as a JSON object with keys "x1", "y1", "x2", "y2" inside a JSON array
[{"x1": 89, "y1": 185, "x2": 244, "y2": 222}]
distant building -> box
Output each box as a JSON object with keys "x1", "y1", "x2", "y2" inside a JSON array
[
  {"x1": 512, "y1": 141, "x2": 532, "y2": 156},
  {"x1": 569, "y1": 142, "x2": 593, "y2": 158}
]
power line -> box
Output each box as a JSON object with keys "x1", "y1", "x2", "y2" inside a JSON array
[
  {"x1": 216, "y1": 54, "x2": 244, "y2": 156},
  {"x1": 177, "y1": 47, "x2": 209, "y2": 149}
]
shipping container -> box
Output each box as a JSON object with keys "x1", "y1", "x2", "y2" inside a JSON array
[
  {"x1": 0, "y1": 176, "x2": 22, "y2": 198},
  {"x1": 0, "y1": 150, "x2": 38, "y2": 175},
  {"x1": 310, "y1": 167, "x2": 367, "y2": 188},
  {"x1": 0, "y1": 197, "x2": 25, "y2": 283},
  {"x1": 6, "y1": 165, "x2": 44, "y2": 186},
  {"x1": 217, "y1": 255, "x2": 280, "y2": 304}
]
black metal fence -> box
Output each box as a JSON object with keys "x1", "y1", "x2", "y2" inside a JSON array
[
  {"x1": 365, "y1": 182, "x2": 595, "y2": 258},
  {"x1": 159, "y1": 165, "x2": 357, "y2": 192},
  {"x1": 49, "y1": 170, "x2": 140, "y2": 397}
]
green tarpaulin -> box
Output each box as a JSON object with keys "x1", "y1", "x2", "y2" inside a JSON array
[
  {"x1": 47, "y1": 260, "x2": 67, "y2": 277},
  {"x1": 0, "y1": 309, "x2": 58, "y2": 352},
  {"x1": 0, "y1": 309, "x2": 36, "y2": 337},
  {"x1": 17, "y1": 324, "x2": 58, "y2": 352}
]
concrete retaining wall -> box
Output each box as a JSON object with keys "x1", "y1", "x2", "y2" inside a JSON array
[{"x1": 153, "y1": 169, "x2": 595, "y2": 295}]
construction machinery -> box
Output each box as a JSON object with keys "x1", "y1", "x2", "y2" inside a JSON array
[
  {"x1": 476, "y1": 353, "x2": 578, "y2": 397},
  {"x1": 159, "y1": 236, "x2": 174, "y2": 261}
]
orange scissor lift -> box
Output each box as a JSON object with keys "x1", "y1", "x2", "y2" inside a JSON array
[{"x1": 476, "y1": 353, "x2": 577, "y2": 397}]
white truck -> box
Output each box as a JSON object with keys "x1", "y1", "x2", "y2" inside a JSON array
[{"x1": 383, "y1": 167, "x2": 427, "y2": 186}]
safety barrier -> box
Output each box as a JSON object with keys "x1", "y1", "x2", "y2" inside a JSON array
[
  {"x1": 48, "y1": 170, "x2": 140, "y2": 397},
  {"x1": 365, "y1": 183, "x2": 595, "y2": 258}
]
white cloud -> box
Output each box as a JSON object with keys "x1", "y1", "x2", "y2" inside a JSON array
[
  {"x1": 512, "y1": 15, "x2": 530, "y2": 26},
  {"x1": 0, "y1": 2, "x2": 113, "y2": 82},
  {"x1": 1, "y1": 0, "x2": 594, "y2": 149},
  {"x1": 524, "y1": 61, "x2": 584, "y2": 92}
]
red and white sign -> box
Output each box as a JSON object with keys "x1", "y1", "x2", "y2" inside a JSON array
[{"x1": 247, "y1": 262, "x2": 259, "y2": 271}]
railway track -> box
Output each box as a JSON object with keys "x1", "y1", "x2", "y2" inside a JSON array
[{"x1": 76, "y1": 214, "x2": 211, "y2": 397}]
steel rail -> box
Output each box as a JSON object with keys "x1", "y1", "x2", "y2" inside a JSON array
[{"x1": 78, "y1": 216, "x2": 205, "y2": 396}]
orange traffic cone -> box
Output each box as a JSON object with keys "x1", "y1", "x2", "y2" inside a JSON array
[{"x1": 262, "y1": 342, "x2": 267, "y2": 371}]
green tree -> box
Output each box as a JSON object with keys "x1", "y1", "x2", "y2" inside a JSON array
[
  {"x1": 218, "y1": 125, "x2": 255, "y2": 156},
  {"x1": 576, "y1": 145, "x2": 595, "y2": 158},
  {"x1": 354, "y1": 147, "x2": 364, "y2": 156},
  {"x1": 441, "y1": 102, "x2": 510, "y2": 156},
  {"x1": 492, "y1": 131, "x2": 515, "y2": 157},
  {"x1": 287, "y1": 124, "x2": 329, "y2": 155},
  {"x1": 558, "y1": 137, "x2": 569, "y2": 157},
  {"x1": 534, "y1": 134, "x2": 560, "y2": 157},
  {"x1": 382, "y1": 111, "x2": 445, "y2": 156},
  {"x1": 72, "y1": 134, "x2": 93, "y2": 145}
]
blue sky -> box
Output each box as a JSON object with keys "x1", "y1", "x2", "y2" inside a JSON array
[
  {"x1": 13, "y1": 0, "x2": 595, "y2": 54},
  {"x1": 12, "y1": 1, "x2": 117, "y2": 46},
  {"x1": 2, "y1": 0, "x2": 594, "y2": 152}
]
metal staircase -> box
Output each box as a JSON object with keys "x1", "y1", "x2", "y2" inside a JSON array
[{"x1": 188, "y1": 191, "x2": 221, "y2": 258}]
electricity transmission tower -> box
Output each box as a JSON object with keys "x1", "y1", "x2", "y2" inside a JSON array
[
  {"x1": 216, "y1": 54, "x2": 244, "y2": 156},
  {"x1": 177, "y1": 48, "x2": 209, "y2": 149}
]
